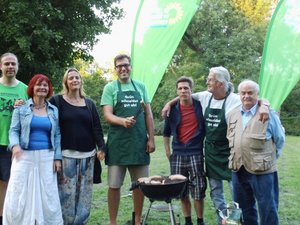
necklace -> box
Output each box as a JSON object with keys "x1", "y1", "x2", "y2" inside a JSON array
[
  {"x1": 33, "y1": 103, "x2": 46, "y2": 110},
  {"x1": 66, "y1": 96, "x2": 82, "y2": 104}
]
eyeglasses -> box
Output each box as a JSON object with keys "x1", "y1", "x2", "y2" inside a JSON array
[
  {"x1": 206, "y1": 78, "x2": 219, "y2": 83},
  {"x1": 115, "y1": 63, "x2": 130, "y2": 69}
]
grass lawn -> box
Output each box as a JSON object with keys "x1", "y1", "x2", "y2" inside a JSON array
[{"x1": 88, "y1": 136, "x2": 300, "y2": 225}]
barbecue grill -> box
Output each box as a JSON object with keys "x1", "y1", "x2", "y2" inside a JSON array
[{"x1": 131, "y1": 175, "x2": 187, "y2": 225}]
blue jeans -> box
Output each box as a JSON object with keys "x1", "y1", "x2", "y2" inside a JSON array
[
  {"x1": 232, "y1": 167, "x2": 279, "y2": 225},
  {"x1": 208, "y1": 178, "x2": 233, "y2": 225}
]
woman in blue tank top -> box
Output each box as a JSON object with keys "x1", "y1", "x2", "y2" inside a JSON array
[{"x1": 3, "y1": 74, "x2": 63, "y2": 225}]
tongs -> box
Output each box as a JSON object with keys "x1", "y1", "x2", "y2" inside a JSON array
[{"x1": 133, "y1": 102, "x2": 144, "y2": 119}]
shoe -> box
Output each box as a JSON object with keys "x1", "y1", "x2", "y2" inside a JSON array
[
  {"x1": 185, "y1": 222, "x2": 193, "y2": 225},
  {"x1": 197, "y1": 221, "x2": 205, "y2": 225}
]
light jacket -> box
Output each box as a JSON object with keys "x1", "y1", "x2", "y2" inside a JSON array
[
  {"x1": 163, "y1": 99, "x2": 205, "y2": 156},
  {"x1": 9, "y1": 98, "x2": 62, "y2": 160}
]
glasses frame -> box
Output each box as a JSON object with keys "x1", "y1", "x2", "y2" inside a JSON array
[{"x1": 115, "y1": 63, "x2": 131, "y2": 70}]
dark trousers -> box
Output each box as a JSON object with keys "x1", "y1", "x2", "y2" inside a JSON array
[{"x1": 232, "y1": 167, "x2": 279, "y2": 225}]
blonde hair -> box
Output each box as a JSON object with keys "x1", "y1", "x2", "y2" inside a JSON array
[{"x1": 62, "y1": 68, "x2": 85, "y2": 97}]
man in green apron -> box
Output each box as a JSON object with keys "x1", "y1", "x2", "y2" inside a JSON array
[
  {"x1": 101, "y1": 54, "x2": 155, "y2": 225},
  {"x1": 202, "y1": 67, "x2": 239, "y2": 225}
]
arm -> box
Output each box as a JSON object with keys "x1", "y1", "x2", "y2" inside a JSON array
[
  {"x1": 9, "y1": 108, "x2": 22, "y2": 153},
  {"x1": 89, "y1": 100, "x2": 107, "y2": 159},
  {"x1": 53, "y1": 112, "x2": 62, "y2": 160},
  {"x1": 268, "y1": 111, "x2": 285, "y2": 158},
  {"x1": 161, "y1": 96, "x2": 179, "y2": 118},
  {"x1": 144, "y1": 103, "x2": 155, "y2": 153},
  {"x1": 9, "y1": 108, "x2": 24, "y2": 159},
  {"x1": 163, "y1": 136, "x2": 171, "y2": 160},
  {"x1": 161, "y1": 92, "x2": 203, "y2": 118},
  {"x1": 258, "y1": 99, "x2": 270, "y2": 123},
  {"x1": 52, "y1": 107, "x2": 62, "y2": 172},
  {"x1": 103, "y1": 105, "x2": 136, "y2": 128},
  {"x1": 163, "y1": 115, "x2": 172, "y2": 159}
]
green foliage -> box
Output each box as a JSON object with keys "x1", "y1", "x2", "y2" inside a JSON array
[
  {"x1": 280, "y1": 83, "x2": 300, "y2": 136},
  {"x1": 180, "y1": 0, "x2": 269, "y2": 84},
  {"x1": 0, "y1": 0, "x2": 122, "y2": 83},
  {"x1": 82, "y1": 69, "x2": 109, "y2": 134}
]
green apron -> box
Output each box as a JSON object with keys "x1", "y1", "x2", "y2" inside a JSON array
[
  {"x1": 105, "y1": 80, "x2": 149, "y2": 166},
  {"x1": 204, "y1": 95, "x2": 231, "y2": 180}
]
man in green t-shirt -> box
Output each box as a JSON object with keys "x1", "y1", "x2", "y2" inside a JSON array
[
  {"x1": 0, "y1": 53, "x2": 27, "y2": 225},
  {"x1": 101, "y1": 54, "x2": 155, "y2": 225}
]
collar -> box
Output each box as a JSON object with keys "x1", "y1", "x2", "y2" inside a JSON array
[{"x1": 240, "y1": 102, "x2": 258, "y2": 115}]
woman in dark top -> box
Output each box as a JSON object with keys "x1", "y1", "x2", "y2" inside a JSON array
[{"x1": 49, "y1": 68, "x2": 106, "y2": 225}]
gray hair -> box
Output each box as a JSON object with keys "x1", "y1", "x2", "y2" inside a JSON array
[
  {"x1": 238, "y1": 79, "x2": 260, "y2": 94},
  {"x1": 209, "y1": 66, "x2": 234, "y2": 93}
]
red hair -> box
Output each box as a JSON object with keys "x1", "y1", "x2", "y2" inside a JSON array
[{"x1": 27, "y1": 74, "x2": 54, "y2": 98}]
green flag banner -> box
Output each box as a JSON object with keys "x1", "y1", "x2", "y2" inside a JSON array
[
  {"x1": 131, "y1": 0, "x2": 201, "y2": 101},
  {"x1": 259, "y1": 0, "x2": 300, "y2": 111}
]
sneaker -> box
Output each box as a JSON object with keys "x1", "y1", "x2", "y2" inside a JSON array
[{"x1": 197, "y1": 221, "x2": 205, "y2": 225}]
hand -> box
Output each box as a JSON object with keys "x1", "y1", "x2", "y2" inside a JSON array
[
  {"x1": 258, "y1": 104, "x2": 269, "y2": 123},
  {"x1": 54, "y1": 160, "x2": 62, "y2": 172},
  {"x1": 161, "y1": 103, "x2": 171, "y2": 118},
  {"x1": 146, "y1": 139, "x2": 155, "y2": 153},
  {"x1": 14, "y1": 99, "x2": 26, "y2": 108},
  {"x1": 12, "y1": 145, "x2": 23, "y2": 159},
  {"x1": 122, "y1": 116, "x2": 136, "y2": 128},
  {"x1": 97, "y1": 150, "x2": 105, "y2": 160}
]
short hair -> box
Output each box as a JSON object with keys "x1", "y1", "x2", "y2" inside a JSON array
[
  {"x1": 62, "y1": 68, "x2": 85, "y2": 97},
  {"x1": 238, "y1": 79, "x2": 260, "y2": 94},
  {"x1": 0, "y1": 52, "x2": 18, "y2": 64},
  {"x1": 27, "y1": 74, "x2": 53, "y2": 98},
  {"x1": 209, "y1": 66, "x2": 234, "y2": 93},
  {"x1": 114, "y1": 54, "x2": 131, "y2": 67},
  {"x1": 176, "y1": 76, "x2": 194, "y2": 89}
]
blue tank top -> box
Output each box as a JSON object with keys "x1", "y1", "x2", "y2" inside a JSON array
[{"x1": 28, "y1": 115, "x2": 52, "y2": 150}]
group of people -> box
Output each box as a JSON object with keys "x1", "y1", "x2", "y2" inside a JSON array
[
  {"x1": 162, "y1": 68, "x2": 285, "y2": 225},
  {"x1": 0, "y1": 53, "x2": 154, "y2": 225},
  {"x1": 0, "y1": 51, "x2": 285, "y2": 225},
  {"x1": 0, "y1": 53, "x2": 107, "y2": 225}
]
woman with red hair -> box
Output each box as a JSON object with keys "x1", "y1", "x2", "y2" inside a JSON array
[{"x1": 3, "y1": 74, "x2": 63, "y2": 225}]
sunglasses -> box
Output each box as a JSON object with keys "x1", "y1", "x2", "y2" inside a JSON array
[{"x1": 115, "y1": 63, "x2": 130, "y2": 69}]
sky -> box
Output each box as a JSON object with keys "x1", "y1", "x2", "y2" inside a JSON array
[{"x1": 91, "y1": 0, "x2": 140, "y2": 68}]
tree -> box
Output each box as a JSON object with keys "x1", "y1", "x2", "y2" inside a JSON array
[
  {"x1": 178, "y1": 0, "x2": 276, "y2": 85},
  {"x1": 0, "y1": 0, "x2": 122, "y2": 84}
]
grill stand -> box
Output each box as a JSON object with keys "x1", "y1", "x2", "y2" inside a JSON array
[{"x1": 142, "y1": 199, "x2": 177, "y2": 225}]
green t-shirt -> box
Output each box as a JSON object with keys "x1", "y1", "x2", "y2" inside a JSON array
[
  {"x1": 0, "y1": 81, "x2": 28, "y2": 146},
  {"x1": 100, "y1": 79, "x2": 150, "y2": 106}
]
